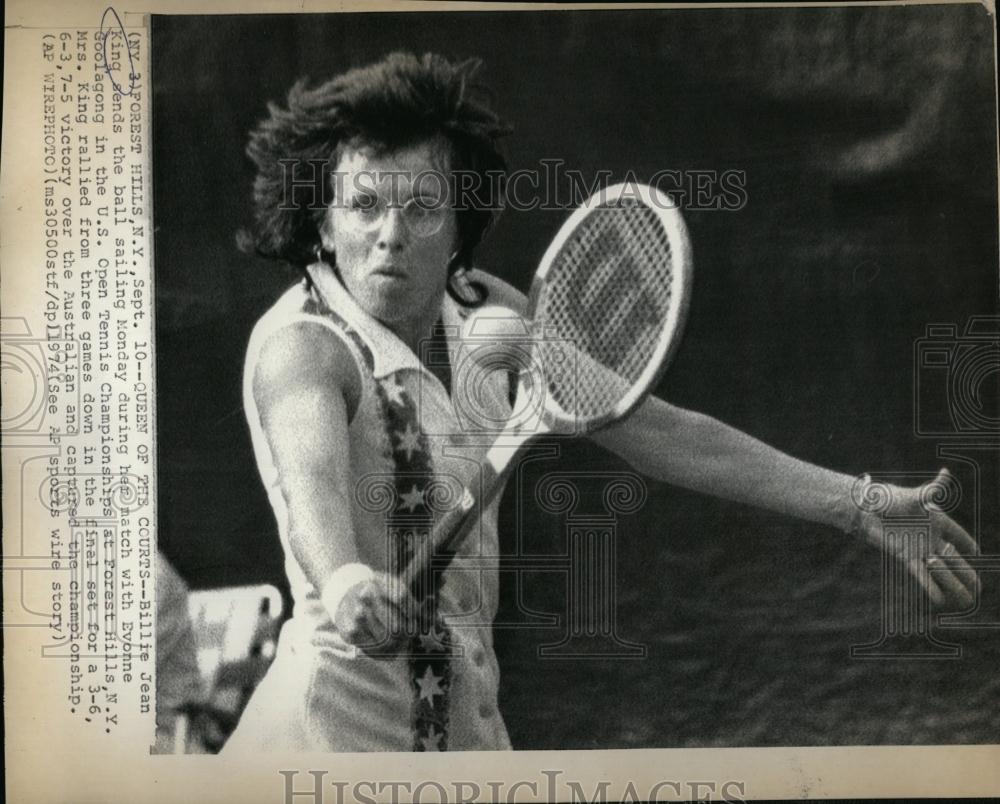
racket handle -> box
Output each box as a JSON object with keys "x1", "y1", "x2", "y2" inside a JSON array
[{"x1": 400, "y1": 459, "x2": 506, "y2": 599}]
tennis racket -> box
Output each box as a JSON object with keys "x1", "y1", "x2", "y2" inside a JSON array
[{"x1": 401, "y1": 181, "x2": 693, "y2": 599}]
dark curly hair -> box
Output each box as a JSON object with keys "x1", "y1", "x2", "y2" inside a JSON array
[{"x1": 241, "y1": 52, "x2": 512, "y2": 304}]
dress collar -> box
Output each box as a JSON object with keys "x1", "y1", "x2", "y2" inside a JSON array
[{"x1": 307, "y1": 262, "x2": 468, "y2": 382}]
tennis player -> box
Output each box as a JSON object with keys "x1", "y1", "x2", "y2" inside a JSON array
[{"x1": 223, "y1": 52, "x2": 978, "y2": 753}]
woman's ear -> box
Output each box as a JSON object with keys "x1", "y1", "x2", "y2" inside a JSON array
[{"x1": 319, "y1": 213, "x2": 337, "y2": 252}]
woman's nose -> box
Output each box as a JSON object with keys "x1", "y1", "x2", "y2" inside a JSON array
[{"x1": 375, "y1": 207, "x2": 408, "y2": 251}]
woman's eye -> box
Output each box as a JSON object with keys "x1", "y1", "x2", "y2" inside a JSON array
[
  {"x1": 351, "y1": 195, "x2": 378, "y2": 211},
  {"x1": 414, "y1": 197, "x2": 443, "y2": 211}
]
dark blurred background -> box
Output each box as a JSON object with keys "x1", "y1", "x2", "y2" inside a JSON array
[{"x1": 152, "y1": 6, "x2": 999, "y2": 748}]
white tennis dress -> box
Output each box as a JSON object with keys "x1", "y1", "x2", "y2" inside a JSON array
[{"x1": 223, "y1": 267, "x2": 513, "y2": 752}]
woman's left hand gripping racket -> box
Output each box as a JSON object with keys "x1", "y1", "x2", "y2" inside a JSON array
[{"x1": 400, "y1": 181, "x2": 693, "y2": 604}]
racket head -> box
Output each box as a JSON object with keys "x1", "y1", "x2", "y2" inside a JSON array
[{"x1": 523, "y1": 181, "x2": 693, "y2": 434}]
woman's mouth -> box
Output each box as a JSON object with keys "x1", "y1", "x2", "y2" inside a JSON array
[{"x1": 371, "y1": 264, "x2": 407, "y2": 279}]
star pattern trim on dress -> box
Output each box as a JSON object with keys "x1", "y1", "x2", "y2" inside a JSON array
[
  {"x1": 416, "y1": 665, "x2": 445, "y2": 706},
  {"x1": 395, "y1": 424, "x2": 422, "y2": 462},
  {"x1": 375, "y1": 374, "x2": 454, "y2": 752},
  {"x1": 419, "y1": 725, "x2": 443, "y2": 751},
  {"x1": 398, "y1": 484, "x2": 426, "y2": 513}
]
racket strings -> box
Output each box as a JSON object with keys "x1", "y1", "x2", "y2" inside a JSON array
[{"x1": 539, "y1": 198, "x2": 677, "y2": 423}]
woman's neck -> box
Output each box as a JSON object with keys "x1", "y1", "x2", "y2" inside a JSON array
[
  {"x1": 388, "y1": 305, "x2": 444, "y2": 357},
  {"x1": 386, "y1": 303, "x2": 453, "y2": 395}
]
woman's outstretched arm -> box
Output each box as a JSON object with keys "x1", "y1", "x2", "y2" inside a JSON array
[{"x1": 253, "y1": 323, "x2": 420, "y2": 652}]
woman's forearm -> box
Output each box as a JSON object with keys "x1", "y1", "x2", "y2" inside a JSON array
[{"x1": 592, "y1": 396, "x2": 859, "y2": 532}]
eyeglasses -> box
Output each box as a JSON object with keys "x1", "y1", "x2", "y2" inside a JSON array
[{"x1": 342, "y1": 194, "x2": 450, "y2": 238}]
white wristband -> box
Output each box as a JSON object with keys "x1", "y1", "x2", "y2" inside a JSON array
[{"x1": 320, "y1": 563, "x2": 376, "y2": 621}]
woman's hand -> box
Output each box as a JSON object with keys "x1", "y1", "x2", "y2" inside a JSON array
[
  {"x1": 333, "y1": 574, "x2": 424, "y2": 656},
  {"x1": 853, "y1": 468, "x2": 980, "y2": 609}
]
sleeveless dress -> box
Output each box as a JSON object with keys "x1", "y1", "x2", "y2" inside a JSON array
[{"x1": 223, "y1": 267, "x2": 513, "y2": 752}]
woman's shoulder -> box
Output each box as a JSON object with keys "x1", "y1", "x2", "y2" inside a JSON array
[
  {"x1": 247, "y1": 282, "x2": 363, "y2": 418},
  {"x1": 248, "y1": 281, "x2": 354, "y2": 362}
]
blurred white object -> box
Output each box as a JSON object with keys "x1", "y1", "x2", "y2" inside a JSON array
[
  {"x1": 154, "y1": 561, "x2": 284, "y2": 754},
  {"x1": 154, "y1": 555, "x2": 205, "y2": 753},
  {"x1": 186, "y1": 584, "x2": 283, "y2": 686},
  {"x1": 177, "y1": 583, "x2": 284, "y2": 752}
]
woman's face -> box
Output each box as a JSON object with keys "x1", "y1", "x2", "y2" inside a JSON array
[{"x1": 320, "y1": 137, "x2": 458, "y2": 333}]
